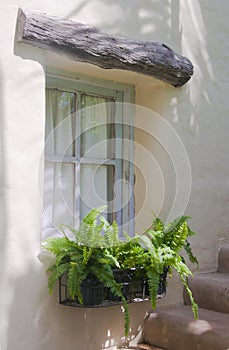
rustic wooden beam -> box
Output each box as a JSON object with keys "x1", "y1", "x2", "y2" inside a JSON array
[{"x1": 16, "y1": 8, "x2": 193, "y2": 87}]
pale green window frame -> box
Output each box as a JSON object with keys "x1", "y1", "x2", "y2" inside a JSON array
[{"x1": 44, "y1": 68, "x2": 135, "y2": 236}]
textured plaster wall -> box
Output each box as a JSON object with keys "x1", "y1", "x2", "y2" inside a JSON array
[{"x1": 0, "y1": 1, "x2": 229, "y2": 350}]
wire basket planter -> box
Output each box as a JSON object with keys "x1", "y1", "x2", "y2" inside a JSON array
[{"x1": 59, "y1": 268, "x2": 167, "y2": 308}]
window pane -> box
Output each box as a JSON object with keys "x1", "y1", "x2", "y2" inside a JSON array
[
  {"x1": 43, "y1": 162, "x2": 74, "y2": 236},
  {"x1": 80, "y1": 95, "x2": 115, "y2": 159},
  {"x1": 80, "y1": 164, "x2": 114, "y2": 222},
  {"x1": 45, "y1": 89, "x2": 76, "y2": 157}
]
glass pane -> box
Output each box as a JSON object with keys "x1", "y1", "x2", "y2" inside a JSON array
[
  {"x1": 42, "y1": 162, "x2": 74, "y2": 235},
  {"x1": 80, "y1": 164, "x2": 114, "y2": 222},
  {"x1": 80, "y1": 95, "x2": 115, "y2": 159},
  {"x1": 45, "y1": 89, "x2": 76, "y2": 157}
]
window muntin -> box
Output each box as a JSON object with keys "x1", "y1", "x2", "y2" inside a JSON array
[{"x1": 43, "y1": 74, "x2": 134, "y2": 239}]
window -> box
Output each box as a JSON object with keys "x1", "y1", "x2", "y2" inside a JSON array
[{"x1": 42, "y1": 72, "x2": 135, "y2": 238}]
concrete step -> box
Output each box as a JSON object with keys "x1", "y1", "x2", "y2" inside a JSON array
[
  {"x1": 184, "y1": 272, "x2": 229, "y2": 314},
  {"x1": 218, "y1": 244, "x2": 229, "y2": 273},
  {"x1": 127, "y1": 345, "x2": 165, "y2": 350},
  {"x1": 142, "y1": 305, "x2": 229, "y2": 350}
]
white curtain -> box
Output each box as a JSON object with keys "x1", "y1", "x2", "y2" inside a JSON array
[
  {"x1": 43, "y1": 91, "x2": 115, "y2": 238},
  {"x1": 80, "y1": 164, "x2": 114, "y2": 222},
  {"x1": 81, "y1": 95, "x2": 114, "y2": 159},
  {"x1": 80, "y1": 95, "x2": 115, "y2": 221},
  {"x1": 45, "y1": 89, "x2": 75, "y2": 156},
  {"x1": 43, "y1": 90, "x2": 75, "y2": 237}
]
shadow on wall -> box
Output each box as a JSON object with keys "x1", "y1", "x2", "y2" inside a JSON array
[
  {"x1": 84, "y1": 0, "x2": 217, "y2": 137},
  {"x1": 66, "y1": 0, "x2": 218, "y2": 223},
  {"x1": 67, "y1": 0, "x2": 182, "y2": 48},
  {"x1": 176, "y1": 0, "x2": 216, "y2": 129},
  {"x1": 6, "y1": 260, "x2": 149, "y2": 350}
]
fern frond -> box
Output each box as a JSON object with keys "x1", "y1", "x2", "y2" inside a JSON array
[
  {"x1": 61, "y1": 207, "x2": 107, "y2": 248},
  {"x1": 180, "y1": 274, "x2": 199, "y2": 320},
  {"x1": 184, "y1": 240, "x2": 199, "y2": 266},
  {"x1": 60, "y1": 225, "x2": 78, "y2": 239},
  {"x1": 43, "y1": 237, "x2": 72, "y2": 256},
  {"x1": 68, "y1": 262, "x2": 84, "y2": 301},
  {"x1": 156, "y1": 246, "x2": 176, "y2": 267},
  {"x1": 78, "y1": 221, "x2": 104, "y2": 247},
  {"x1": 122, "y1": 298, "x2": 130, "y2": 336},
  {"x1": 104, "y1": 249, "x2": 120, "y2": 268},
  {"x1": 55, "y1": 252, "x2": 70, "y2": 266},
  {"x1": 151, "y1": 216, "x2": 164, "y2": 231},
  {"x1": 68, "y1": 262, "x2": 78, "y2": 299},
  {"x1": 147, "y1": 229, "x2": 164, "y2": 248},
  {"x1": 139, "y1": 234, "x2": 156, "y2": 257},
  {"x1": 103, "y1": 219, "x2": 120, "y2": 247},
  {"x1": 83, "y1": 246, "x2": 92, "y2": 265},
  {"x1": 146, "y1": 268, "x2": 160, "y2": 309},
  {"x1": 82, "y1": 206, "x2": 106, "y2": 225},
  {"x1": 164, "y1": 215, "x2": 190, "y2": 234},
  {"x1": 91, "y1": 264, "x2": 130, "y2": 336},
  {"x1": 67, "y1": 262, "x2": 88, "y2": 302},
  {"x1": 169, "y1": 222, "x2": 189, "y2": 252},
  {"x1": 187, "y1": 226, "x2": 198, "y2": 237},
  {"x1": 111, "y1": 239, "x2": 149, "y2": 269},
  {"x1": 47, "y1": 262, "x2": 69, "y2": 294},
  {"x1": 169, "y1": 254, "x2": 193, "y2": 277},
  {"x1": 163, "y1": 219, "x2": 190, "y2": 253}
]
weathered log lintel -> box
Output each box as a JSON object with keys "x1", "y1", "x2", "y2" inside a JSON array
[{"x1": 16, "y1": 8, "x2": 193, "y2": 87}]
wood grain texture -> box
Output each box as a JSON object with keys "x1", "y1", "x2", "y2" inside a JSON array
[{"x1": 16, "y1": 8, "x2": 193, "y2": 87}]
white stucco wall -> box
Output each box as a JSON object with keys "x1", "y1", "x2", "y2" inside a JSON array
[{"x1": 0, "y1": 1, "x2": 229, "y2": 350}]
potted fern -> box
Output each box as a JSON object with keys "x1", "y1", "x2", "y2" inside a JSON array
[
  {"x1": 139, "y1": 214, "x2": 199, "y2": 319},
  {"x1": 110, "y1": 214, "x2": 199, "y2": 319},
  {"x1": 40, "y1": 207, "x2": 199, "y2": 337},
  {"x1": 41, "y1": 207, "x2": 130, "y2": 336}
]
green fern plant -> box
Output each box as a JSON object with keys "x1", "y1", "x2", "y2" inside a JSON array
[
  {"x1": 139, "y1": 214, "x2": 199, "y2": 319},
  {"x1": 41, "y1": 207, "x2": 130, "y2": 336},
  {"x1": 109, "y1": 214, "x2": 198, "y2": 319},
  {"x1": 40, "y1": 208, "x2": 199, "y2": 336}
]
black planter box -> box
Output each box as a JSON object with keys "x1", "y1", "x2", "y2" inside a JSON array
[{"x1": 59, "y1": 268, "x2": 167, "y2": 308}]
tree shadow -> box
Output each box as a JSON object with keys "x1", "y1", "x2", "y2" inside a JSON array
[{"x1": 67, "y1": 0, "x2": 181, "y2": 45}]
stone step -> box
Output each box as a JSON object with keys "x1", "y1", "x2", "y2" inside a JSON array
[
  {"x1": 137, "y1": 345, "x2": 165, "y2": 350},
  {"x1": 142, "y1": 305, "x2": 229, "y2": 350},
  {"x1": 218, "y1": 244, "x2": 229, "y2": 273},
  {"x1": 184, "y1": 272, "x2": 229, "y2": 314},
  {"x1": 127, "y1": 345, "x2": 165, "y2": 350}
]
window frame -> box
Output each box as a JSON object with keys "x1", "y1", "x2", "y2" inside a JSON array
[{"x1": 44, "y1": 68, "x2": 135, "y2": 236}]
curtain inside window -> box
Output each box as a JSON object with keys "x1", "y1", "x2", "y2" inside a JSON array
[
  {"x1": 43, "y1": 162, "x2": 75, "y2": 237},
  {"x1": 80, "y1": 95, "x2": 115, "y2": 221},
  {"x1": 43, "y1": 90, "x2": 115, "y2": 237},
  {"x1": 45, "y1": 89, "x2": 75, "y2": 156},
  {"x1": 43, "y1": 90, "x2": 76, "y2": 237},
  {"x1": 80, "y1": 164, "x2": 114, "y2": 222},
  {"x1": 81, "y1": 95, "x2": 114, "y2": 159}
]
